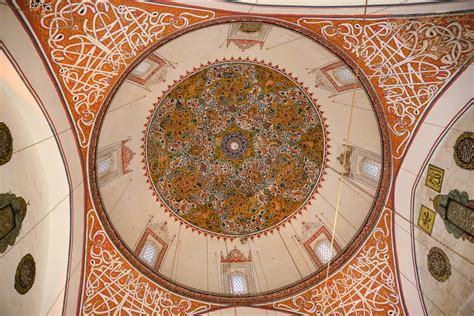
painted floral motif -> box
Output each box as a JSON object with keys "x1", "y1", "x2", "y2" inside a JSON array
[{"x1": 145, "y1": 62, "x2": 325, "y2": 236}]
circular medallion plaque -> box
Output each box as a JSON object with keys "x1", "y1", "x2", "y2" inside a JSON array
[
  {"x1": 453, "y1": 132, "x2": 473, "y2": 170},
  {"x1": 145, "y1": 62, "x2": 325, "y2": 236},
  {"x1": 0, "y1": 122, "x2": 13, "y2": 166},
  {"x1": 15, "y1": 253, "x2": 36, "y2": 294},
  {"x1": 427, "y1": 247, "x2": 451, "y2": 282}
]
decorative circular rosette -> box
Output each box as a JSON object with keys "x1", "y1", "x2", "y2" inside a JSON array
[{"x1": 143, "y1": 58, "x2": 329, "y2": 239}]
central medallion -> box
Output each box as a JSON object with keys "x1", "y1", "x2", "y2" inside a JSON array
[
  {"x1": 216, "y1": 125, "x2": 254, "y2": 164},
  {"x1": 145, "y1": 61, "x2": 326, "y2": 236},
  {"x1": 221, "y1": 132, "x2": 248, "y2": 159}
]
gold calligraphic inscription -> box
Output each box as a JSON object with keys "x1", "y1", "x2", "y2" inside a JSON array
[
  {"x1": 418, "y1": 205, "x2": 436, "y2": 235},
  {"x1": 0, "y1": 206, "x2": 15, "y2": 239},
  {"x1": 446, "y1": 199, "x2": 474, "y2": 237},
  {"x1": 425, "y1": 164, "x2": 444, "y2": 192}
]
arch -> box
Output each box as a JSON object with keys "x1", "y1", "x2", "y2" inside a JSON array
[{"x1": 87, "y1": 15, "x2": 392, "y2": 305}]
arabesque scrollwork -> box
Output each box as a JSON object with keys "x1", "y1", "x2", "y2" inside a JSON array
[
  {"x1": 82, "y1": 211, "x2": 213, "y2": 315},
  {"x1": 37, "y1": 1, "x2": 215, "y2": 146},
  {"x1": 272, "y1": 211, "x2": 401, "y2": 315},
  {"x1": 298, "y1": 18, "x2": 473, "y2": 158}
]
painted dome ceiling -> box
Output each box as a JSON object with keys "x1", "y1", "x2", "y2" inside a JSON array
[
  {"x1": 2, "y1": 0, "x2": 474, "y2": 315},
  {"x1": 145, "y1": 61, "x2": 326, "y2": 236},
  {"x1": 94, "y1": 21, "x2": 386, "y2": 300}
]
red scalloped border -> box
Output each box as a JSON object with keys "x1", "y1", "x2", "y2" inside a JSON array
[{"x1": 140, "y1": 57, "x2": 331, "y2": 241}]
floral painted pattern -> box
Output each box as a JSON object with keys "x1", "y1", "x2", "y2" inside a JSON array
[{"x1": 145, "y1": 62, "x2": 325, "y2": 236}]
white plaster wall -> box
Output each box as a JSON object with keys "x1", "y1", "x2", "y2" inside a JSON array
[
  {"x1": 0, "y1": 5, "x2": 86, "y2": 315},
  {"x1": 0, "y1": 51, "x2": 69, "y2": 315}
]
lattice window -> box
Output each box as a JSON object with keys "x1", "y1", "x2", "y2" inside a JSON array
[
  {"x1": 97, "y1": 156, "x2": 113, "y2": 176},
  {"x1": 314, "y1": 239, "x2": 336, "y2": 265},
  {"x1": 131, "y1": 59, "x2": 153, "y2": 77},
  {"x1": 338, "y1": 144, "x2": 381, "y2": 188},
  {"x1": 332, "y1": 67, "x2": 358, "y2": 85},
  {"x1": 139, "y1": 240, "x2": 158, "y2": 266},
  {"x1": 221, "y1": 248, "x2": 254, "y2": 295},
  {"x1": 96, "y1": 143, "x2": 122, "y2": 185},
  {"x1": 360, "y1": 157, "x2": 381, "y2": 180},
  {"x1": 230, "y1": 272, "x2": 248, "y2": 295},
  {"x1": 96, "y1": 139, "x2": 134, "y2": 186}
]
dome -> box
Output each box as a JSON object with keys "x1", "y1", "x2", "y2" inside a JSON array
[
  {"x1": 92, "y1": 21, "x2": 388, "y2": 302},
  {"x1": 2, "y1": 1, "x2": 472, "y2": 315}
]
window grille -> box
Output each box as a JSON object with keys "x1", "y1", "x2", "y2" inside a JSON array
[
  {"x1": 97, "y1": 156, "x2": 113, "y2": 176},
  {"x1": 360, "y1": 157, "x2": 381, "y2": 180},
  {"x1": 314, "y1": 239, "x2": 336, "y2": 264},
  {"x1": 132, "y1": 60, "x2": 153, "y2": 76},
  {"x1": 231, "y1": 272, "x2": 248, "y2": 295},
  {"x1": 140, "y1": 240, "x2": 158, "y2": 266},
  {"x1": 332, "y1": 68, "x2": 357, "y2": 85}
]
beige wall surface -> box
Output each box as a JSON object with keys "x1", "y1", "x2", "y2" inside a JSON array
[{"x1": 0, "y1": 5, "x2": 85, "y2": 316}]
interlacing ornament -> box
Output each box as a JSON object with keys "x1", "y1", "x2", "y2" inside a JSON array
[
  {"x1": 145, "y1": 61, "x2": 326, "y2": 237},
  {"x1": 21, "y1": 0, "x2": 215, "y2": 147},
  {"x1": 298, "y1": 17, "x2": 474, "y2": 159},
  {"x1": 82, "y1": 210, "x2": 214, "y2": 315},
  {"x1": 272, "y1": 210, "x2": 402, "y2": 315}
]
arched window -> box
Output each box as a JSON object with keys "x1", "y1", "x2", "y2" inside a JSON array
[
  {"x1": 139, "y1": 240, "x2": 158, "y2": 266},
  {"x1": 360, "y1": 157, "x2": 381, "y2": 180},
  {"x1": 314, "y1": 239, "x2": 336, "y2": 265},
  {"x1": 230, "y1": 272, "x2": 248, "y2": 295}
]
